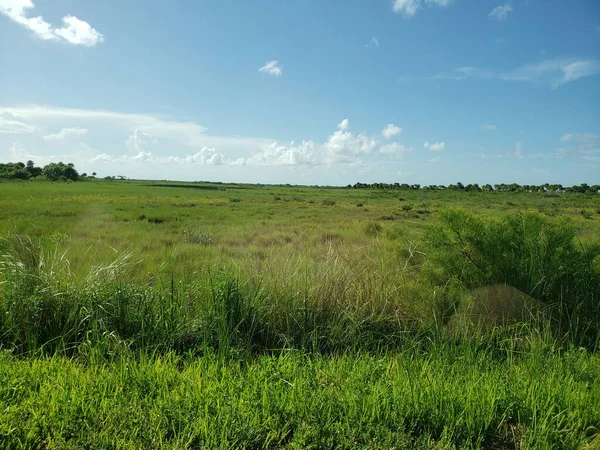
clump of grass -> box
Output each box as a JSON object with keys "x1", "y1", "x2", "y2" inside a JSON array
[
  {"x1": 402, "y1": 204, "x2": 412, "y2": 212},
  {"x1": 365, "y1": 221, "x2": 382, "y2": 236},
  {"x1": 229, "y1": 197, "x2": 242, "y2": 203},
  {"x1": 321, "y1": 199, "x2": 336, "y2": 206},
  {"x1": 181, "y1": 227, "x2": 212, "y2": 245}
]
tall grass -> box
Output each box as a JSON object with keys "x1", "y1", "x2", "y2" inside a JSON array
[{"x1": 1, "y1": 209, "x2": 598, "y2": 356}]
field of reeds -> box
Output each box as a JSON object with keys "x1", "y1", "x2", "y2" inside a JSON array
[{"x1": 0, "y1": 179, "x2": 599, "y2": 449}]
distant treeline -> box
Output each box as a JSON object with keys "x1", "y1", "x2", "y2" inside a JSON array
[
  {"x1": 0, "y1": 161, "x2": 91, "y2": 181},
  {"x1": 350, "y1": 182, "x2": 600, "y2": 194}
]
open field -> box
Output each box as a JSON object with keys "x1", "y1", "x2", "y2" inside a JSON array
[{"x1": 1, "y1": 180, "x2": 599, "y2": 449}]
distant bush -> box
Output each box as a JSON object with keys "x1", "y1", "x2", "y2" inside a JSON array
[
  {"x1": 426, "y1": 209, "x2": 600, "y2": 346},
  {"x1": 321, "y1": 199, "x2": 336, "y2": 206}
]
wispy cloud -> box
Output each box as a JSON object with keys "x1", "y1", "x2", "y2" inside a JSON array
[
  {"x1": 0, "y1": 0, "x2": 104, "y2": 46},
  {"x1": 382, "y1": 124, "x2": 402, "y2": 139},
  {"x1": 557, "y1": 133, "x2": 600, "y2": 162},
  {"x1": 489, "y1": 4, "x2": 513, "y2": 21},
  {"x1": 371, "y1": 37, "x2": 379, "y2": 47},
  {"x1": 379, "y1": 142, "x2": 412, "y2": 158},
  {"x1": 44, "y1": 127, "x2": 88, "y2": 141},
  {"x1": 424, "y1": 141, "x2": 445, "y2": 151},
  {"x1": 0, "y1": 112, "x2": 37, "y2": 134},
  {"x1": 400, "y1": 57, "x2": 600, "y2": 88},
  {"x1": 259, "y1": 60, "x2": 282, "y2": 77},
  {"x1": 481, "y1": 124, "x2": 497, "y2": 131},
  {"x1": 428, "y1": 157, "x2": 441, "y2": 163},
  {"x1": 393, "y1": 0, "x2": 453, "y2": 18}
]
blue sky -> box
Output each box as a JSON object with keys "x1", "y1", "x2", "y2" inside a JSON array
[{"x1": 1, "y1": 0, "x2": 599, "y2": 185}]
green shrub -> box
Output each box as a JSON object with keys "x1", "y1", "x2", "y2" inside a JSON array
[{"x1": 425, "y1": 209, "x2": 600, "y2": 346}]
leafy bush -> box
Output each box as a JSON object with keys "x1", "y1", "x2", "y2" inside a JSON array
[{"x1": 426, "y1": 209, "x2": 600, "y2": 346}]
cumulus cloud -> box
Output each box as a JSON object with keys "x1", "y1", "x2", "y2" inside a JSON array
[
  {"x1": 418, "y1": 57, "x2": 600, "y2": 88},
  {"x1": 0, "y1": 0, "x2": 104, "y2": 46},
  {"x1": 489, "y1": 4, "x2": 513, "y2": 21},
  {"x1": 241, "y1": 119, "x2": 382, "y2": 166},
  {"x1": 244, "y1": 140, "x2": 318, "y2": 167},
  {"x1": 259, "y1": 60, "x2": 282, "y2": 76},
  {"x1": 44, "y1": 127, "x2": 88, "y2": 141},
  {"x1": 382, "y1": 124, "x2": 402, "y2": 139},
  {"x1": 0, "y1": 106, "x2": 418, "y2": 183},
  {"x1": 393, "y1": 0, "x2": 453, "y2": 17},
  {"x1": 323, "y1": 124, "x2": 378, "y2": 164},
  {"x1": 125, "y1": 129, "x2": 158, "y2": 150},
  {"x1": 424, "y1": 141, "x2": 445, "y2": 151}
]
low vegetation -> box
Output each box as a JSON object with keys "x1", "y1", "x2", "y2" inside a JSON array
[{"x1": 0, "y1": 179, "x2": 599, "y2": 449}]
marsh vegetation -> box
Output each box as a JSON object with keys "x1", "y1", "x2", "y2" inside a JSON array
[{"x1": 0, "y1": 179, "x2": 599, "y2": 449}]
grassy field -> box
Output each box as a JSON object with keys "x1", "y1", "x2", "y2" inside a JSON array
[{"x1": 1, "y1": 179, "x2": 599, "y2": 449}]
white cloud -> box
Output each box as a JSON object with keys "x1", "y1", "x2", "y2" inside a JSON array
[
  {"x1": 0, "y1": 0, "x2": 104, "y2": 46},
  {"x1": 90, "y1": 147, "x2": 226, "y2": 166},
  {"x1": 556, "y1": 133, "x2": 600, "y2": 162},
  {"x1": 382, "y1": 124, "x2": 402, "y2": 139},
  {"x1": 53, "y1": 15, "x2": 105, "y2": 46},
  {"x1": 428, "y1": 157, "x2": 441, "y2": 163},
  {"x1": 424, "y1": 141, "x2": 445, "y2": 151},
  {"x1": 481, "y1": 124, "x2": 497, "y2": 131},
  {"x1": 323, "y1": 125, "x2": 378, "y2": 164},
  {"x1": 489, "y1": 4, "x2": 513, "y2": 21},
  {"x1": 259, "y1": 60, "x2": 282, "y2": 77},
  {"x1": 393, "y1": 0, "x2": 453, "y2": 17},
  {"x1": 422, "y1": 57, "x2": 600, "y2": 88},
  {"x1": 1, "y1": 106, "x2": 402, "y2": 180},
  {"x1": 379, "y1": 142, "x2": 412, "y2": 158},
  {"x1": 44, "y1": 127, "x2": 88, "y2": 141},
  {"x1": 0, "y1": 112, "x2": 37, "y2": 134},
  {"x1": 506, "y1": 142, "x2": 524, "y2": 158},
  {"x1": 244, "y1": 140, "x2": 318, "y2": 166},
  {"x1": 561, "y1": 132, "x2": 599, "y2": 142},
  {"x1": 242, "y1": 119, "x2": 380, "y2": 166},
  {"x1": 371, "y1": 37, "x2": 379, "y2": 47},
  {"x1": 125, "y1": 129, "x2": 158, "y2": 150},
  {"x1": 393, "y1": 0, "x2": 420, "y2": 17}
]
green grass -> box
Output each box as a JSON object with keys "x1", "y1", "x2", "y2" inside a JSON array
[
  {"x1": 0, "y1": 179, "x2": 599, "y2": 448},
  {"x1": 1, "y1": 344, "x2": 599, "y2": 449}
]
